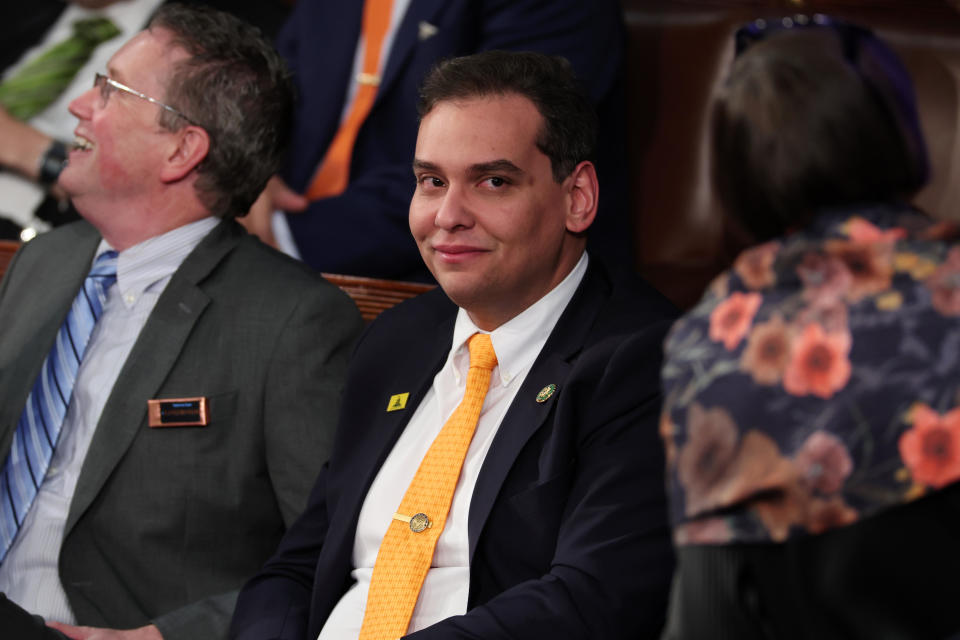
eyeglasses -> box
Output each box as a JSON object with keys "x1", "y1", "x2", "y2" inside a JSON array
[
  {"x1": 93, "y1": 72, "x2": 199, "y2": 126},
  {"x1": 734, "y1": 14, "x2": 873, "y2": 64}
]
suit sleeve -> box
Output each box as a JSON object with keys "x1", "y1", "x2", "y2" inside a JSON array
[
  {"x1": 228, "y1": 463, "x2": 333, "y2": 640},
  {"x1": 263, "y1": 282, "x2": 363, "y2": 526},
  {"x1": 153, "y1": 280, "x2": 362, "y2": 640},
  {"x1": 407, "y1": 327, "x2": 676, "y2": 639},
  {"x1": 277, "y1": 0, "x2": 625, "y2": 279}
]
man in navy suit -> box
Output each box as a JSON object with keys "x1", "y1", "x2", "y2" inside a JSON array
[
  {"x1": 245, "y1": 0, "x2": 633, "y2": 282},
  {"x1": 230, "y1": 50, "x2": 676, "y2": 640}
]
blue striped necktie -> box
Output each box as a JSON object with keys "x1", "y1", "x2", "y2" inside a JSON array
[{"x1": 0, "y1": 250, "x2": 118, "y2": 563}]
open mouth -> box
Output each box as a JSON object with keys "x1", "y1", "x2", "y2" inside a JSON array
[{"x1": 72, "y1": 135, "x2": 94, "y2": 151}]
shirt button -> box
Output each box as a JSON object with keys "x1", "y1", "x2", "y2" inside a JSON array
[{"x1": 125, "y1": 294, "x2": 136, "y2": 304}]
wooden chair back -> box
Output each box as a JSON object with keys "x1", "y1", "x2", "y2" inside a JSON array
[
  {"x1": 0, "y1": 240, "x2": 18, "y2": 282},
  {"x1": 322, "y1": 273, "x2": 435, "y2": 323}
]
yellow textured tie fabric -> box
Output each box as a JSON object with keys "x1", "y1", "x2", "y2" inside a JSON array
[
  {"x1": 305, "y1": 0, "x2": 393, "y2": 200},
  {"x1": 358, "y1": 333, "x2": 498, "y2": 640}
]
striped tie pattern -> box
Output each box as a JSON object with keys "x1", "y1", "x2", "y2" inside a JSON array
[
  {"x1": 0, "y1": 250, "x2": 117, "y2": 563},
  {"x1": 0, "y1": 17, "x2": 121, "y2": 121},
  {"x1": 359, "y1": 333, "x2": 497, "y2": 639}
]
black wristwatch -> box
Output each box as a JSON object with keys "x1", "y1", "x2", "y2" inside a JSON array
[{"x1": 37, "y1": 140, "x2": 68, "y2": 187}]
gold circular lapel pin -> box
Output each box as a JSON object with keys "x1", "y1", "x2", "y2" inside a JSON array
[{"x1": 536, "y1": 384, "x2": 557, "y2": 403}]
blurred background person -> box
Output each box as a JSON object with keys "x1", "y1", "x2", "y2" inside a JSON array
[
  {"x1": 659, "y1": 15, "x2": 960, "y2": 639},
  {"x1": 243, "y1": 0, "x2": 635, "y2": 282}
]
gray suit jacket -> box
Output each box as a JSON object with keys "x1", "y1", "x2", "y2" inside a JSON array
[{"x1": 0, "y1": 220, "x2": 362, "y2": 639}]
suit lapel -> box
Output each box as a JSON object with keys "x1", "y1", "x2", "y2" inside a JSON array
[
  {"x1": 324, "y1": 307, "x2": 455, "y2": 564},
  {"x1": 65, "y1": 222, "x2": 242, "y2": 535},
  {"x1": 311, "y1": 306, "x2": 453, "y2": 638},
  {"x1": 377, "y1": 0, "x2": 446, "y2": 103},
  {"x1": 467, "y1": 262, "x2": 611, "y2": 558},
  {"x1": 0, "y1": 225, "x2": 98, "y2": 462},
  {"x1": 310, "y1": 2, "x2": 364, "y2": 142}
]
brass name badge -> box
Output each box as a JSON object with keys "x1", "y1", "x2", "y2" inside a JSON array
[{"x1": 147, "y1": 397, "x2": 209, "y2": 427}]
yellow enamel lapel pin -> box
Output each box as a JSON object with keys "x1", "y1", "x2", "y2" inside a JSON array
[{"x1": 387, "y1": 392, "x2": 410, "y2": 412}]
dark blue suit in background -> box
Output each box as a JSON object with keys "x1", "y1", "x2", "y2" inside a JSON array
[
  {"x1": 229, "y1": 260, "x2": 677, "y2": 639},
  {"x1": 277, "y1": 0, "x2": 632, "y2": 281}
]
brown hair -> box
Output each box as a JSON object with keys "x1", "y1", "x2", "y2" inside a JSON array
[
  {"x1": 418, "y1": 50, "x2": 597, "y2": 182},
  {"x1": 712, "y1": 26, "x2": 928, "y2": 241},
  {"x1": 149, "y1": 3, "x2": 295, "y2": 218}
]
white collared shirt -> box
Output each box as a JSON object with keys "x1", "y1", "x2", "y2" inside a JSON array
[
  {"x1": 0, "y1": 216, "x2": 219, "y2": 623},
  {"x1": 319, "y1": 252, "x2": 589, "y2": 639}
]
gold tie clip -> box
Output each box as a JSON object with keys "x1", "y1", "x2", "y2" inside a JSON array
[{"x1": 393, "y1": 512, "x2": 432, "y2": 533}]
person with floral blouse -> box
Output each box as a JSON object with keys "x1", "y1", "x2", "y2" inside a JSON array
[{"x1": 660, "y1": 15, "x2": 960, "y2": 640}]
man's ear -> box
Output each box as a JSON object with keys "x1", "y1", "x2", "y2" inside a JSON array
[
  {"x1": 565, "y1": 160, "x2": 598, "y2": 234},
  {"x1": 159, "y1": 125, "x2": 209, "y2": 183}
]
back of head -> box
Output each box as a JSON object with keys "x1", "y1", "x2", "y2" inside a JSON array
[
  {"x1": 148, "y1": 3, "x2": 294, "y2": 218},
  {"x1": 417, "y1": 50, "x2": 597, "y2": 183},
  {"x1": 712, "y1": 17, "x2": 929, "y2": 241}
]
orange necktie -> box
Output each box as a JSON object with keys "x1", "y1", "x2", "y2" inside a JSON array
[
  {"x1": 358, "y1": 333, "x2": 498, "y2": 640},
  {"x1": 306, "y1": 0, "x2": 393, "y2": 200}
]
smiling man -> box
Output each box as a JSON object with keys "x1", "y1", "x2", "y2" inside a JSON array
[
  {"x1": 230, "y1": 51, "x2": 677, "y2": 640},
  {"x1": 0, "y1": 5, "x2": 361, "y2": 640}
]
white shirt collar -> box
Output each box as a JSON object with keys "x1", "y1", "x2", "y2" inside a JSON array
[
  {"x1": 94, "y1": 217, "x2": 220, "y2": 303},
  {"x1": 449, "y1": 252, "x2": 589, "y2": 386}
]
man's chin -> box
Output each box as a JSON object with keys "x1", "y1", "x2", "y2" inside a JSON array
[{"x1": 56, "y1": 170, "x2": 80, "y2": 198}]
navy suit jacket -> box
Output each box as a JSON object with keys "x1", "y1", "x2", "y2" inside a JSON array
[
  {"x1": 277, "y1": 0, "x2": 632, "y2": 281},
  {"x1": 230, "y1": 259, "x2": 677, "y2": 639}
]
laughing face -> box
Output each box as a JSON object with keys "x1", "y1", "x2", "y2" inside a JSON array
[
  {"x1": 409, "y1": 94, "x2": 593, "y2": 330},
  {"x1": 59, "y1": 27, "x2": 188, "y2": 224}
]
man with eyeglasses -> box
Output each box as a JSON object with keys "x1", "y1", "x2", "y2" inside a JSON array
[
  {"x1": 0, "y1": 0, "x2": 293, "y2": 241},
  {"x1": 0, "y1": 5, "x2": 362, "y2": 640}
]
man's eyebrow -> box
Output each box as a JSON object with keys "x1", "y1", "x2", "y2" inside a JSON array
[
  {"x1": 469, "y1": 159, "x2": 523, "y2": 177},
  {"x1": 412, "y1": 158, "x2": 525, "y2": 177},
  {"x1": 106, "y1": 65, "x2": 128, "y2": 85},
  {"x1": 412, "y1": 159, "x2": 439, "y2": 173}
]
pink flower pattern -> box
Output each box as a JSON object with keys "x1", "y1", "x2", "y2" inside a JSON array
[{"x1": 662, "y1": 206, "x2": 960, "y2": 544}]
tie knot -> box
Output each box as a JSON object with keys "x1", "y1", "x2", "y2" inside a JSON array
[
  {"x1": 467, "y1": 333, "x2": 497, "y2": 371},
  {"x1": 89, "y1": 250, "x2": 118, "y2": 279},
  {"x1": 73, "y1": 17, "x2": 122, "y2": 45}
]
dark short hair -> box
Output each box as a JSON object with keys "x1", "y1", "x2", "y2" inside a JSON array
[
  {"x1": 712, "y1": 22, "x2": 929, "y2": 241},
  {"x1": 417, "y1": 50, "x2": 597, "y2": 182},
  {"x1": 148, "y1": 3, "x2": 294, "y2": 218}
]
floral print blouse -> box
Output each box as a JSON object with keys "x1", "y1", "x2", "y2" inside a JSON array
[{"x1": 661, "y1": 204, "x2": 960, "y2": 544}]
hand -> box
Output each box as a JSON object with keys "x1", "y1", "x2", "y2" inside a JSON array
[
  {"x1": 240, "y1": 175, "x2": 309, "y2": 247},
  {"x1": 47, "y1": 621, "x2": 162, "y2": 640},
  {"x1": 0, "y1": 105, "x2": 53, "y2": 181}
]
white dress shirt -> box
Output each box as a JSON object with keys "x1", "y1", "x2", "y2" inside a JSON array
[
  {"x1": 0, "y1": 216, "x2": 218, "y2": 623},
  {"x1": 0, "y1": 0, "x2": 163, "y2": 232},
  {"x1": 319, "y1": 252, "x2": 589, "y2": 639}
]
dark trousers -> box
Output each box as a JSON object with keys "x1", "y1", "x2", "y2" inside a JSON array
[
  {"x1": 663, "y1": 482, "x2": 960, "y2": 640},
  {"x1": 0, "y1": 593, "x2": 67, "y2": 640}
]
